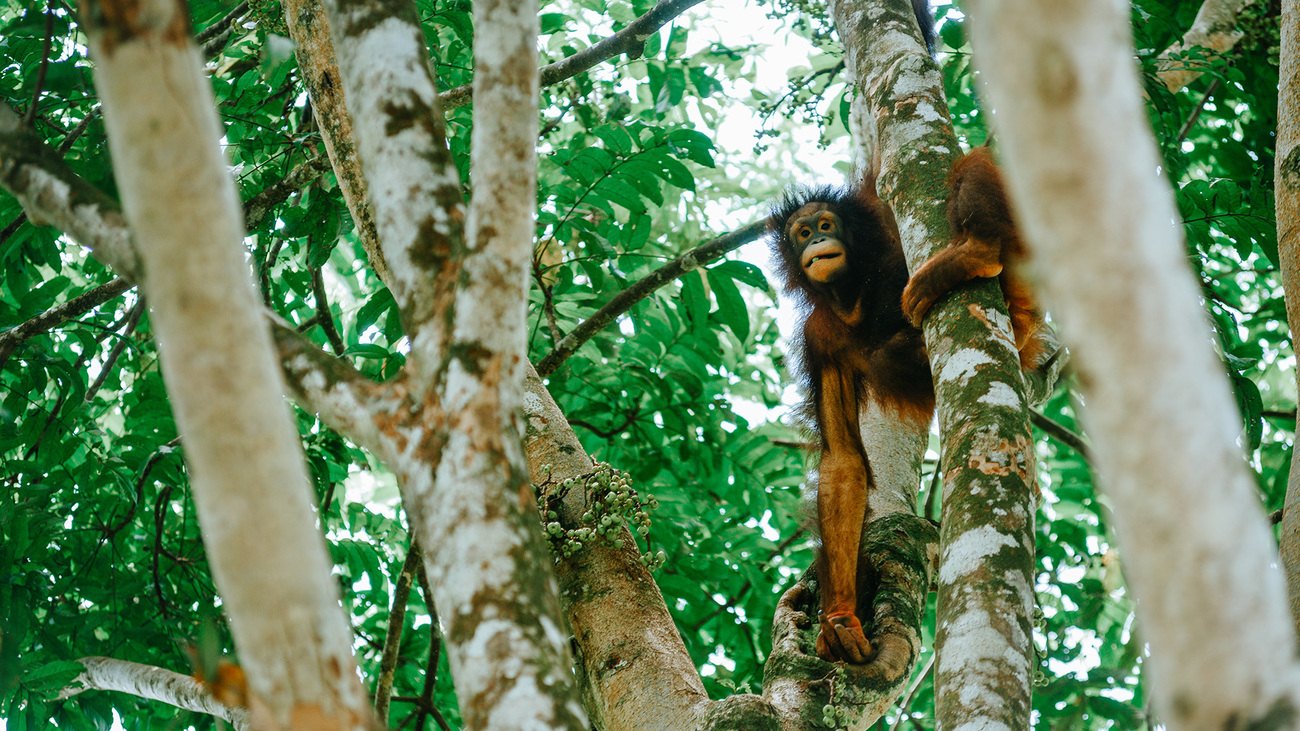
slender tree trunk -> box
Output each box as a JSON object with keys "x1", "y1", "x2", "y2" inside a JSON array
[
  {"x1": 1276, "y1": 0, "x2": 1300, "y2": 644},
  {"x1": 835, "y1": 2, "x2": 1040, "y2": 729},
  {"x1": 280, "y1": 0, "x2": 390, "y2": 284},
  {"x1": 968, "y1": 1, "x2": 1300, "y2": 729},
  {"x1": 79, "y1": 1, "x2": 373, "y2": 728}
]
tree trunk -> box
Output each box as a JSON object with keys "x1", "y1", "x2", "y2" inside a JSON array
[
  {"x1": 834, "y1": 1, "x2": 1040, "y2": 729},
  {"x1": 320, "y1": 0, "x2": 588, "y2": 726},
  {"x1": 80, "y1": 1, "x2": 373, "y2": 728},
  {"x1": 968, "y1": 1, "x2": 1300, "y2": 729},
  {"x1": 1275, "y1": 0, "x2": 1300, "y2": 646}
]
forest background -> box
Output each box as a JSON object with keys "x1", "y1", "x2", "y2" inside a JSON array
[{"x1": 0, "y1": 0, "x2": 1288, "y2": 729}]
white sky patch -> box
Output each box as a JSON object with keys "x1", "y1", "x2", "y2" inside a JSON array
[
  {"x1": 940, "y1": 524, "x2": 1017, "y2": 584},
  {"x1": 978, "y1": 381, "x2": 1021, "y2": 410}
]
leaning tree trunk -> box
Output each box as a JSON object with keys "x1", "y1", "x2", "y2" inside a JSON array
[
  {"x1": 834, "y1": 1, "x2": 1041, "y2": 730},
  {"x1": 968, "y1": 1, "x2": 1300, "y2": 729},
  {"x1": 79, "y1": 0, "x2": 373, "y2": 728}
]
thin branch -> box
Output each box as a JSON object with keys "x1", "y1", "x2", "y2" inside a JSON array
[
  {"x1": 439, "y1": 0, "x2": 708, "y2": 110},
  {"x1": 196, "y1": 1, "x2": 250, "y2": 43},
  {"x1": 0, "y1": 214, "x2": 27, "y2": 247},
  {"x1": 244, "y1": 153, "x2": 331, "y2": 231},
  {"x1": 535, "y1": 220, "x2": 766, "y2": 377},
  {"x1": 58, "y1": 108, "x2": 100, "y2": 154},
  {"x1": 310, "y1": 266, "x2": 347, "y2": 355},
  {"x1": 58, "y1": 656, "x2": 247, "y2": 729},
  {"x1": 0, "y1": 277, "x2": 133, "y2": 369},
  {"x1": 1030, "y1": 410, "x2": 1092, "y2": 461},
  {"x1": 375, "y1": 540, "x2": 422, "y2": 723},
  {"x1": 23, "y1": 7, "x2": 55, "y2": 128},
  {"x1": 106, "y1": 436, "x2": 182, "y2": 535},
  {"x1": 1176, "y1": 77, "x2": 1222, "y2": 144},
  {"x1": 414, "y1": 561, "x2": 451, "y2": 731},
  {"x1": 84, "y1": 299, "x2": 145, "y2": 402}
]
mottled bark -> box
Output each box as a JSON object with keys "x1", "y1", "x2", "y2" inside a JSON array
[
  {"x1": 523, "y1": 364, "x2": 709, "y2": 731},
  {"x1": 78, "y1": 1, "x2": 373, "y2": 728},
  {"x1": 58, "y1": 656, "x2": 248, "y2": 729},
  {"x1": 1276, "y1": 0, "x2": 1300, "y2": 653},
  {"x1": 322, "y1": 0, "x2": 588, "y2": 726},
  {"x1": 321, "y1": 0, "x2": 464, "y2": 387},
  {"x1": 834, "y1": 2, "x2": 1039, "y2": 730},
  {"x1": 968, "y1": 1, "x2": 1300, "y2": 729},
  {"x1": 1156, "y1": 0, "x2": 1256, "y2": 93}
]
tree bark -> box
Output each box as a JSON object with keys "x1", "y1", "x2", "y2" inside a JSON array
[
  {"x1": 79, "y1": 1, "x2": 374, "y2": 729},
  {"x1": 281, "y1": 0, "x2": 390, "y2": 284},
  {"x1": 1276, "y1": 0, "x2": 1300, "y2": 646},
  {"x1": 968, "y1": 1, "x2": 1300, "y2": 729},
  {"x1": 59, "y1": 657, "x2": 248, "y2": 728},
  {"x1": 835, "y1": 1, "x2": 1040, "y2": 730},
  {"x1": 321, "y1": 0, "x2": 587, "y2": 726}
]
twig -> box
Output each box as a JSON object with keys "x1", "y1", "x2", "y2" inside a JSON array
[
  {"x1": 1030, "y1": 410, "x2": 1091, "y2": 461},
  {"x1": 196, "y1": 1, "x2": 250, "y2": 43},
  {"x1": 23, "y1": 6, "x2": 55, "y2": 128},
  {"x1": 260, "y1": 238, "x2": 286, "y2": 307},
  {"x1": 568, "y1": 406, "x2": 641, "y2": 439},
  {"x1": 1175, "y1": 77, "x2": 1221, "y2": 145},
  {"x1": 85, "y1": 299, "x2": 145, "y2": 402},
  {"x1": 439, "y1": 0, "x2": 708, "y2": 110},
  {"x1": 106, "y1": 436, "x2": 182, "y2": 535},
  {"x1": 536, "y1": 220, "x2": 766, "y2": 377},
  {"x1": 243, "y1": 154, "x2": 330, "y2": 231},
  {"x1": 310, "y1": 267, "x2": 347, "y2": 355},
  {"x1": 414, "y1": 562, "x2": 450, "y2": 731},
  {"x1": 0, "y1": 214, "x2": 28, "y2": 246},
  {"x1": 0, "y1": 277, "x2": 133, "y2": 370},
  {"x1": 58, "y1": 108, "x2": 100, "y2": 154},
  {"x1": 375, "y1": 541, "x2": 422, "y2": 724}
]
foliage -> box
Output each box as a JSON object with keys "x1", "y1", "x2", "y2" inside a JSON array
[{"x1": 0, "y1": 0, "x2": 1290, "y2": 729}]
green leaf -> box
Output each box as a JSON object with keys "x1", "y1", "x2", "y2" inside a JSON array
[
  {"x1": 709, "y1": 269, "x2": 749, "y2": 342},
  {"x1": 680, "y1": 270, "x2": 708, "y2": 332}
]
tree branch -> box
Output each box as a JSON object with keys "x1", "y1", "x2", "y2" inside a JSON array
[
  {"x1": 1155, "y1": 0, "x2": 1255, "y2": 93},
  {"x1": 0, "y1": 276, "x2": 132, "y2": 369},
  {"x1": 439, "y1": 0, "x2": 708, "y2": 110},
  {"x1": 1030, "y1": 410, "x2": 1091, "y2": 462},
  {"x1": 58, "y1": 656, "x2": 248, "y2": 729},
  {"x1": 535, "y1": 220, "x2": 766, "y2": 377},
  {"x1": 375, "y1": 540, "x2": 422, "y2": 723}
]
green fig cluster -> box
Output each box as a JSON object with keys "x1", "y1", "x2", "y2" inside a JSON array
[{"x1": 533, "y1": 462, "x2": 665, "y2": 571}]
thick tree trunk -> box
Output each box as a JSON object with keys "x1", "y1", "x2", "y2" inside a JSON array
[
  {"x1": 79, "y1": 1, "x2": 373, "y2": 728},
  {"x1": 834, "y1": 2, "x2": 1040, "y2": 730},
  {"x1": 1276, "y1": 0, "x2": 1300, "y2": 645},
  {"x1": 968, "y1": 1, "x2": 1300, "y2": 729}
]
